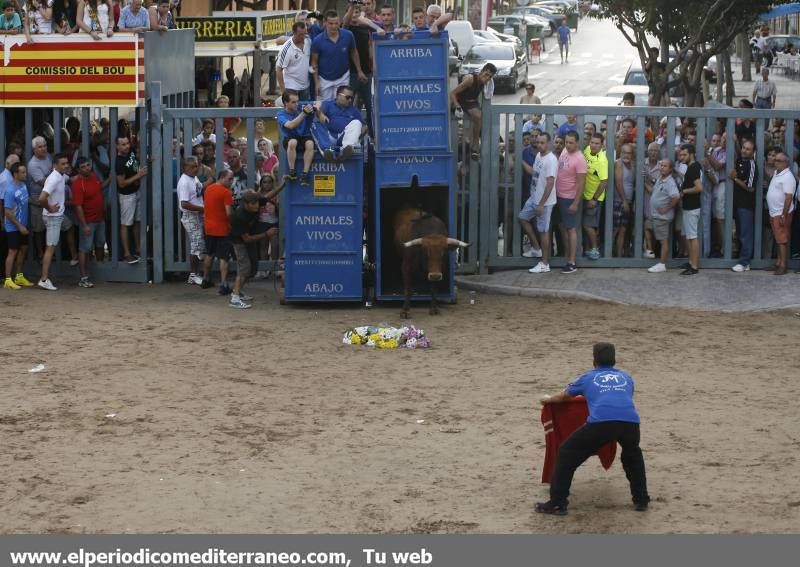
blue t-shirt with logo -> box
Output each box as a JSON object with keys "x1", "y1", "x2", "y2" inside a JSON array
[
  {"x1": 321, "y1": 100, "x2": 362, "y2": 135},
  {"x1": 566, "y1": 366, "x2": 640, "y2": 423},
  {"x1": 311, "y1": 29, "x2": 356, "y2": 80},
  {"x1": 3, "y1": 180, "x2": 29, "y2": 232}
]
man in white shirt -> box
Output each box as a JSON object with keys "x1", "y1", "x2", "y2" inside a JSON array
[
  {"x1": 520, "y1": 132, "x2": 558, "y2": 274},
  {"x1": 766, "y1": 152, "x2": 797, "y2": 275},
  {"x1": 752, "y1": 68, "x2": 777, "y2": 109},
  {"x1": 277, "y1": 21, "x2": 313, "y2": 100},
  {"x1": 38, "y1": 153, "x2": 70, "y2": 291},
  {"x1": 176, "y1": 156, "x2": 206, "y2": 285}
]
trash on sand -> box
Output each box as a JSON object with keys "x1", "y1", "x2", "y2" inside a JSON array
[
  {"x1": 416, "y1": 419, "x2": 426, "y2": 424},
  {"x1": 105, "y1": 413, "x2": 117, "y2": 418},
  {"x1": 29, "y1": 364, "x2": 46, "y2": 373}
]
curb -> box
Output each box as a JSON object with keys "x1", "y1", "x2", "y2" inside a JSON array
[{"x1": 455, "y1": 277, "x2": 628, "y2": 306}]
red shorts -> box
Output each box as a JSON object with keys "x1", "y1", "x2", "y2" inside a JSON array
[{"x1": 770, "y1": 214, "x2": 793, "y2": 245}]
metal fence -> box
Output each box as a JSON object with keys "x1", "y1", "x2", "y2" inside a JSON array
[
  {"x1": 1, "y1": 104, "x2": 150, "y2": 283},
  {"x1": 473, "y1": 102, "x2": 799, "y2": 273}
]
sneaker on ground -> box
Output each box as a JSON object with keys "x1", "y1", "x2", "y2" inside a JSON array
[
  {"x1": 229, "y1": 297, "x2": 252, "y2": 309},
  {"x1": 253, "y1": 270, "x2": 268, "y2": 280},
  {"x1": 14, "y1": 274, "x2": 33, "y2": 287},
  {"x1": 38, "y1": 278, "x2": 57, "y2": 291},
  {"x1": 731, "y1": 263, "x2": 750, "y2": 272},
  {"x1": 287, "y1": 169, "x2": 297, "y2": 180},
  {"x1": 69, "y1": 258, "x2": 79, "y2": 266},
  {"x1": 240, "y1": 293, "x2": 254, "y2": 302},
  {"x1": 299, "y1": 172, "x2": 310, "y2": 186},
  {"x1": 634, "y1": 501, "x2": 649, "y2": 512},
  {"x1": 561, "y1": 263, "x2": 577, "y2": 274},
  {"x1": 4, "y1": 278, "x2": 21, "y2": 290},
  {"x1": 200, "y1": 279, "x2": 214, "y2": 289},
  {"x1": 680, "y1": 266, "x2": 699, "y2": 276},
  {"x1": 587, "y1": 247, "x2": 601, "y2": 260},
  {"x1": 522, "y1": 247, "x2": 543, "y2": 258},
  {"x1": 643, "y1": 250, "x2": 656, "y2": 259},
  {"x1": 528, "y1": 262, "x2": 550, "y2": 273},
  {"x1": 647, "y1": 263, "x2": 667, "y2": 273},
  {"x1": 339, "y1": 145, "x2": 354, "y2": 161},
  {"x1": 187, "y1": 273, "x2": 203, "y2": 285},
  {"x1": 125, "y1": 255, "x2": 140, "y2": 265},
  {"x1": 534, "y1": 501, "x2": 568, "y2": 516},
  {"x1": 78, "y1": 277, "x2": 94, "y2": 288}
]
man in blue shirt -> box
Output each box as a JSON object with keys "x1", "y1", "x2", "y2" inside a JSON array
[
  {"x1": 310, "y1": 10, "x2": 366, "y2": 101},
  {"x1": 118, "y1": 0, "x2": 150, "y2": 32},
  {"x1": 557, "y1": 17, "x2": 570, "y2": 63},
  {"x1": 311, "y1": 85, "x2": 366, "y2": 162},
  {"x1": 4, "y1": 163, "x2": 34, "y2": 290},
  {"x1": 536, "y1": 342, "x2": 650, "y2": 515},
  {"x1": 277, "y1": 90, "x2": 315, "y2": 186}
]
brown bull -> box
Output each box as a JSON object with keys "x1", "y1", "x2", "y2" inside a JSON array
[{"x1": 393, "y1": 207, "x2": 469, "y2": 318}]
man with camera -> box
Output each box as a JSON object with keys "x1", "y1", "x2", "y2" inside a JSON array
[{"x1": 311, "y1": 10, "x2": 367, "y2": 101}]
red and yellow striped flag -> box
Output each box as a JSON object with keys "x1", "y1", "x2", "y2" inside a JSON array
[{"x1": 1, "y1": 34, "x2": 143, "y2": 107}]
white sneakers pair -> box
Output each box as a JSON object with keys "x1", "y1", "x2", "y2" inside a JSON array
[{"x1": 731, "y1": 264, "x2": 750, "y2": 272}]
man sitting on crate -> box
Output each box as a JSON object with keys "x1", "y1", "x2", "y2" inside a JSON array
[{"x1": 311, "y1": 85, "x2": 367, "y2": 163}]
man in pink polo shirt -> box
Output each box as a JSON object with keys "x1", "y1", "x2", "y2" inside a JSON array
[{"x1": 555, "y1": 131, "x2": 587, "y2": 273}]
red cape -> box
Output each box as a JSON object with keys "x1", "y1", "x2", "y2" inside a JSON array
[{"x1": 540, "y1": 397, "x2": 617, "y2": 484}]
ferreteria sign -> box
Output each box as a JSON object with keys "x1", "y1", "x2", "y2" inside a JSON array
[
  {"x1": 0, "y1": 34, "x2": 143, "y2": 107},
  {"x1": 176, "y1": 17, "x2": 258, "y2": 42},
  {"x1": 178, "y1": 13, "x2": 294, "y2": 42}
]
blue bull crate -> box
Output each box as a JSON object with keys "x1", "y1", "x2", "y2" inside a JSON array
[
  {"x1": 372, "y1": 31, "x2": 450, "y2": 152},
  {"x1": 283, "y1": 147, "x2": 365, "y2": 302},
  {"x1": 373, "y1": 152, "x2": 456, "y2": 303}
]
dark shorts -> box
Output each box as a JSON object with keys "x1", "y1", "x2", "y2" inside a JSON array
[
  {"x1": 460, "y1": 100, "x2": 480, "y2": 113},
  {"x1": 582, "y1": 199, "x2": 602, "y2": 228},
  {"x1": 557, "y1": 197, "x2": 578, "y2": 230},
  {"x1": 205, "y1": 235, "x2": 232, "y2": 261},
  {"x1": 283, "y1": 135, "x2": 313, "y2": 149},
  {"x1": 6, "y1": 231, "x2": 29, "y2": 249},
  {"x1": 254, "y1": 221, "x2": 278, "y2": 233}
]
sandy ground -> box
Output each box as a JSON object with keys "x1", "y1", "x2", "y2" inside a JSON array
[{"x1": 1, "y1": 280, "x2": 799, "y2": 534}]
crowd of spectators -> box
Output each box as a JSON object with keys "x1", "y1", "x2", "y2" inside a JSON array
[
  {"x1": 501, "y1": 95, "x2": 800, "y2": 275},
  {"x1": 0, "y1": 0, "x2": 175, "y2": 38}
]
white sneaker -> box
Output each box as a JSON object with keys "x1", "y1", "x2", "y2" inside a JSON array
[
  {"x1": 522, "y1": 247, "x2": 543, "y2": 258},
  {"x1": 240, "y1": 293, "x2": 254, "y2": 302},
  {"x1": 253, "y1": 270, "x2": 268, "y2": 280},
  {"x1": 528, "y1": 262, "x2": 550, "y2": 273},
  {"x1": 38, "y1": 278, "x2": 57, "y2": 291},
  {"x1": 731, "y1": 263, "x2": 750, "y2": 272},
  {"x1": 187, "y1": 273, "x2": 203, "y2": 285},
  {"x1": 229, "y1": 296, "x2": 252, "y2": 309},
  {"x1": 644, "y1": 250, "x2": 656, "y2": 259},
  {"x1": 647, "y1": 263, "x2": 667, "y2": 273}
]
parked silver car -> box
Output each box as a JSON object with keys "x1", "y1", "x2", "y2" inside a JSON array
[{"x1": 458, "y1": 43, "x2": 528, "y2": 93}]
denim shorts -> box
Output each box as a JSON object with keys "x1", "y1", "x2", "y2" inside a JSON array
[
  {"x1": 682, "y1": 208, "x2": 701, "y2": 239},
  {"x1": 79, "y1": 221, "x2": 106, "y2": 253},
  {"x1": 44, "y1": 215, "x2": 63, "y2": 247}
]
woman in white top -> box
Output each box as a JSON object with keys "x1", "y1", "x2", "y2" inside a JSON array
[
  {"x1": 76, "y1": 0, "x2": 113, "y2": 39},
  {"x1": 22, "y1": 0, "x2": 53, "y2": 41}
]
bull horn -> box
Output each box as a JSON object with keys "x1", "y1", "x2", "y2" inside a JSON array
[
  {"x1": 403, "y1": 238, "x2": 423, "y2": 248},
  {"x1": 447, "y1": 238, "x2": 470, "y2": 247}
]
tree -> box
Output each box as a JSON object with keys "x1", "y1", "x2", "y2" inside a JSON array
[{"x1": 591, "y1": 0, "x2": 792, "y2": 107}]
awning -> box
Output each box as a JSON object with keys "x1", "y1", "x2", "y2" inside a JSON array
[
  {"x1": 761, "y1": 2, "x2": 800, "y2": 20},
  {"x1": 194, "y1": 45, "x2": 256, "y2": 58}
]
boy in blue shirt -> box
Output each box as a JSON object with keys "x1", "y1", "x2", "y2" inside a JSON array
[
  {"x1": 536, "y1": 342, "x2": 650, "y2": 515},
  {"x1": 4, "y1": 163, "x2": 34, "y2": 289}
]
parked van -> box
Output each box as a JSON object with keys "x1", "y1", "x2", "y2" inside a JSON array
[{"x1": 445, "y1": 20, "x2": 477, "y2": 59}]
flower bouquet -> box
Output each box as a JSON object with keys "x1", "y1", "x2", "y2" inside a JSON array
[{"x1": 342, "y1": 325, "x2": 430, "y2": 349}]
